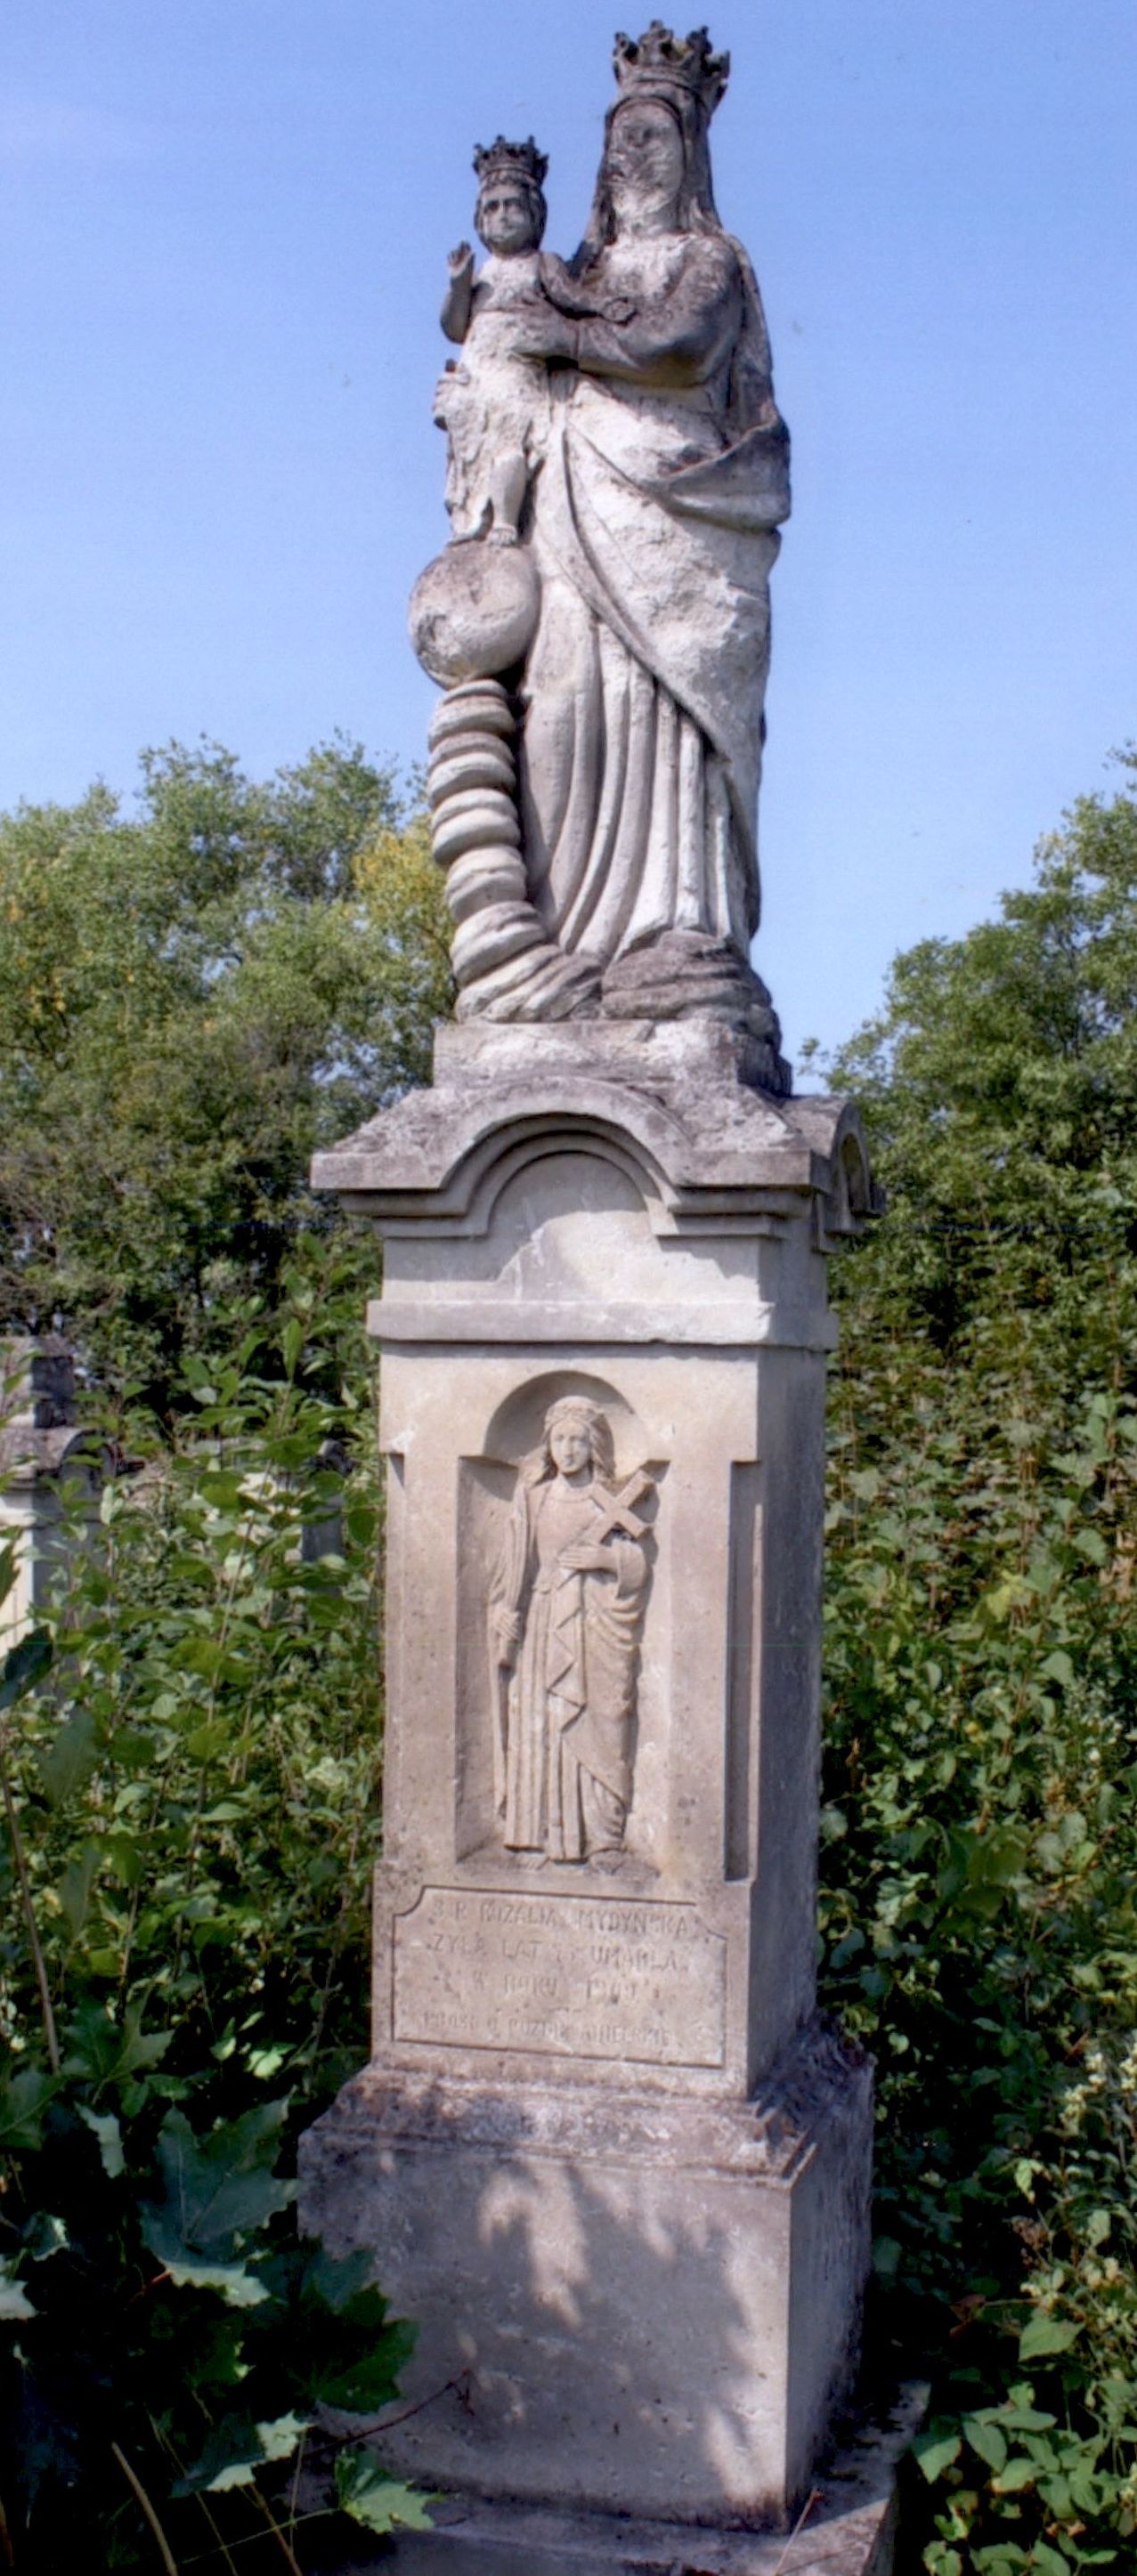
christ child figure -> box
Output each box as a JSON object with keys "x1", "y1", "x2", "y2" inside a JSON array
[
  {"x1": 434, "y1": 134, "x2": 634, "y2": 546},
  {"x1": 434, "y1": 135, "x2": 555, "y2": 547}
]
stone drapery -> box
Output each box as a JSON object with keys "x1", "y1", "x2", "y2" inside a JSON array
[
  {"x1": 491, "y1": 1468, "x2": 647, "y2": 1861},
  {"x1": 518, "y1": 231, "x2": 790, "y2": 976}
]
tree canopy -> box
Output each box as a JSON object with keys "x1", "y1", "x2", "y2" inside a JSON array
[
  {"x1": 824, "y1": 748, "x2": 1137, "y2": 1393},
  {"x1": 0, "y1": 737, "x2": 451, "y2": 1414}
]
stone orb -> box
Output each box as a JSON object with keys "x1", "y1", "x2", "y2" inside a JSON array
[{"x1": 409, "y1": 541, "x2": 540, "y2": 688}]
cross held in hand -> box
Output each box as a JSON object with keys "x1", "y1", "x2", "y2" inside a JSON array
[{"x1": 591, "y1": 1467, "x2": 654, "y2": 1544}]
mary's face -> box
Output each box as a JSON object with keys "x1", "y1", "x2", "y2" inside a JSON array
[{"x1": 606, "y1": 99, "x2": 685, "y2": 228}]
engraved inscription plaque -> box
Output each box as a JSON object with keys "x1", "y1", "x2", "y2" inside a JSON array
[{"x1": 393, "y1": 1887, "x2": 727, "y2": 2068}]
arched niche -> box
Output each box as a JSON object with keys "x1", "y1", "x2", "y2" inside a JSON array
[{"x1": 455, "y1": 1367, "x2": 668, "y2": 1875}]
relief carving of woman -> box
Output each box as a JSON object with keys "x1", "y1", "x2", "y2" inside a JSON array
[
  {"x1": 507, "y1": 23, "x2": 791, "y2": 1031},
  {"x1": 490, "y1": 1397, "x2": 654, "y2": 1862}
]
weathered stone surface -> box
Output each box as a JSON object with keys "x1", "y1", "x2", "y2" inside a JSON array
[
  {"x1": 434, "y1": 136, "x2": 556, "y2": 551},
  {"x1": 410, "y1": 544, "x2": 540, "y2": 689},
  {"x1": 1, "y1": 1338, "x2": 104, "y2": 1652},
  {"x1": 391, "y1": 1889, "x2": 727, "y2": 2067},
  {"x1": 312, "y1": 1020, "x2": 875, "y2": 1239},
  {"x1": 299, "y1": 2022, "x2": 873, "y2": 2525},
  {"x1": 299, "y1": 1014, "x2": 881, "y2": 2529},
  {"x1": 337, "y1": 1030, "x2": 865, "y2": 2109},
  {"x1": 411, "y1": 31, "x2": 792, "y2": 1036},
  {"x1": 307, "y1": 2385, "x2": 925, "y2": 2573}
]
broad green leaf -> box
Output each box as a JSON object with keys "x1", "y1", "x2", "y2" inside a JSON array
[
  {"x1": 307, "y1": 2316, "x2": 416, "y2": 2417},
  {"x1": 37, "y1": 1709, "x2": 100, "y2": 1806},
  {"x1": 248, "y1": 2410, "x2": 309, "y2": 2466},
  {"x1": 335, "y1": 2450, "x2": 434, "y2": 2533},
  {"x1": 1074, "y1": 1527, "x2": 1108, "y2": 1566},
  {"x1": 913, "y1": 2426, "x2": 962, "y2": 2483},
  {"x1": 185, "y1": 1721, "x2": 229, "y2": 1761},
  {"x1": 57, "y1": 1841, "x2": 101, "y2": 1940},
  {"x1": 141, "y1": 2099, "x2": 293, "y2": 2288},
  {"x1": 1039, "y1": 1649, "x2": 1076, "y2": 1689},
  {"x1": 63, "y1": 1999, "x2": 173, "y2": 2095},
  {"x1": 0, "y1": 2065, "x2": 56, "y2": 2153},
  {"x1": 0, "y1": 1624, "x2": 52, "y2": 1710},
  {"x1": 253, "y1": 2240, "x2": 415, "y2": 2413},
  {"x1": 1031, "y1": 2545, "x2": 1076, "y2": 2576},
  {"x1": 22, "y1": 2212, "x2": 69, "y2": 2262},
  {"x1": 992, "y1": 2455, "x2": 1037, "y2": 2492},
  {"x1": 0, "y1": 2262, "x2": 35, "y2": 2321},
  {"x1": 246, "y1": 2046, "x2": 286, "y2": 2079},
  {"x1": 175, "y1": 2410, "x2": 310, "y2": 2496},
  {"x1": 963, "y1": 2414, "x2": 1007, "y2": 2474},
  {"x1": 1018, "y1": 2314, "x2": 1080, "y2": 2361},
  {"x1": 78, "y1": 2106, "x2": 125, "y2": 2178},
  {"x1": 99, "y1": 1832, "x2": 145, "y2": 1887},
  {"x1": 158, "y1": 2253, "x2": 269, "y2": 2307},
  {"x1": 1068, "y1": 2465, "x2": 1106, "y2": 2513}
]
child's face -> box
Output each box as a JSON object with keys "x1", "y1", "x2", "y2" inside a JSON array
[{"x1": 477, "y1": 182, "x2": 538, "y2": 255}]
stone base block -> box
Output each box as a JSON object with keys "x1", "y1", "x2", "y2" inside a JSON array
[
  {"x1": 299, "y1": 2021, "x2": 872, "y2": 2527},
  {"x1": 308, "y1": 2386, "x2": 924, "y2": 2575}
]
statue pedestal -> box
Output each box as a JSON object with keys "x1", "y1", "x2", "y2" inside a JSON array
[{"x1": 300, "y1": 1023, "x2": 877, "y2": 2532}]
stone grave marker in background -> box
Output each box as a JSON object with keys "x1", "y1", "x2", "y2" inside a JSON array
[{"x1": 300, "y1": 24, "x2": 895, "y2": 2571}]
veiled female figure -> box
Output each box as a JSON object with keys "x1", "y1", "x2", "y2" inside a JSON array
[
  {"x1": 508, "y1": 30, "x2": 791, "y2": 1023},
  {"x1": 490, "y1": 1398, "x2": 651, "y2": 1862}
]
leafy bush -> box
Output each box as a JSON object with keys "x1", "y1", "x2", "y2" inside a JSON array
[
  {"x1": 7, "y1": 737, "x2": 1137, "y2": 2570},
  {"x1": 0, "y1": 1246, "x2": 428, "y2": 2568},
  {"x1": 817, "y1": 763, "x2": 1137, "y2": 2572}
]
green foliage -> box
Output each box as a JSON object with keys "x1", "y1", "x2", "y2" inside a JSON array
[
  {"x1": 0, "y1": 737, "x2": 452, "y2": 1413},
  {"x1": 0, "y1": 1251, "x2": 429, "y2": 2568},
  {"x1": 334, "y1": 2448, "x2": 436, "y2": 2532},
  {"x1": 7, "y1": 724, "x2": 1137, "y2": 2567},
  {"x1": 817, "y1": 757, "x2": 1137, "y2": 2571}
]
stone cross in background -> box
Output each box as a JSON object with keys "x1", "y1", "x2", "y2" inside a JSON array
[{"x1": 301, "y1": 26, "x2": 891, "y2": 2571}]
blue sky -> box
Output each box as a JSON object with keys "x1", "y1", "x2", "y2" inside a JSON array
[{"x1": 3, "y1": 2, "x2": 1136, "y2": 1063}]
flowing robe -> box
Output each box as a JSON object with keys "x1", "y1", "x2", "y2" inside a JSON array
[
  {"x1": 519, "y1": 228, "x2": 791, "y2": 969},
  {"x1": 492, "y1": 1473, "x2": 648, "y2": 1860}
]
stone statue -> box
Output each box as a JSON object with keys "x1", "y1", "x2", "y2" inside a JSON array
[
  {"x1": 489, "y1": 1397, "x2": 654, "y2": 1862},
  {"x1": 304, "y1": 34, "x2": 879, "y2": 2525},
  {"x1": 410, "y1": 22, "x2": 791, "y2": 1088}
]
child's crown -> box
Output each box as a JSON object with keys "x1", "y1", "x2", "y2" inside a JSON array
[{"x1": 473, "y1": 135, "x2": 549, "y2": 192}]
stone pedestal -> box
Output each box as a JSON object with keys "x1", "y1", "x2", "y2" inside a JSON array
[
  {"x1": 0, "y1": 1339, "x2": 102, "y2": 1653},
  {"x1": 300, "y1": 1021, "x2": 877, "y2": 2533}
]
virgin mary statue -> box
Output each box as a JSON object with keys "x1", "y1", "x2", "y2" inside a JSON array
[{"x1": 508, "y1": 22, "x2": 791, "y2": 1034}]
